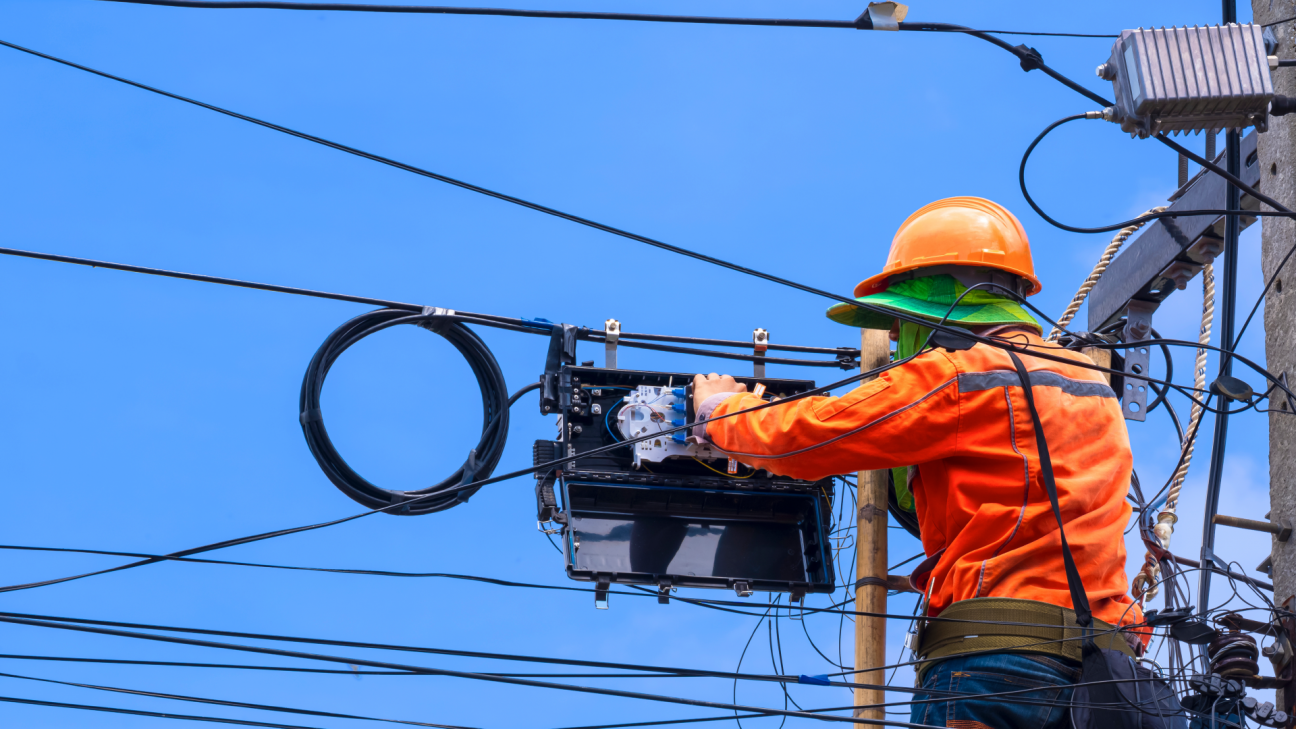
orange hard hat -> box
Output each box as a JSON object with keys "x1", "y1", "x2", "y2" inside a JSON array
[{"x1": 854, "y1": 197, "x2": 1041, "y2": 298}]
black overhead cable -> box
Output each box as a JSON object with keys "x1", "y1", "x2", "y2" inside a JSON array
[
  {"x1": 0, "y1": 609, "x2": 1135, "y2": 687},
  {"x1": 0, "y1": 36, "x2": 870, "y2": 312},
  {"x1": 95, "y1": 0, "x2": 1120, "y2": 38},
  {"x1": 0, "y1": 670, "x2": 476, "y2": 729},
  {"x1": 0, "y1": 34, "x2": 1101, "y2": 323},
  {"x1": 0, "y1": 614, "x2": 930, "y2": 728},
  {"x1": 0, "y1": 238, "x2": 1289, "y2": 597},
  {"x1": 5, "y1": 33, "x2": 1270, "y2": 380},
  {"x1": 3, "y1": 542, "x2": 1169, "y2": 618},
  {"x1": 4, "y1": 243, "x2": 1285, "y2": 401},
  {"x1": 0, "y1": 654, "x2": 707, "y2": 679},
  {"x1": 0, "y1": 9, "x2": 1279, "y2": 653},
  {"x1": 1019, "y1": 114, "x2": 1296, "y2": 234},
  {"x1": 0, "y1": 246, "x2": 854, "y2": 366},
  {"x1": 0, "y1": 694, "x2": 325, "y2": 729},
  {"x1": 0, "y1": 612, "x2": 1190, "y2": 719},
  {"x1": 6, "y1": 29, "x2": 1284, "y2": 377},
  {"x1": 0, "y1": 245, "x2": 1288, "y2": 595},
  {"x1": 552, "y1": 714, "x2": 772, "y2": 729}
]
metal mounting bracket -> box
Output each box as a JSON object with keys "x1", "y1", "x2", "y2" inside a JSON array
[
  {"x1": 595, "y1": 579, "x2": 610, "y2": 610},
  {"x1": 1281, "y1": 372, "x2": 1296, "y2": 414},
  {"x1": 657, "y1": 579, "x2": 672, "y2": 605},
  {"x1": 753, "y1": 328, "x2": 769, "y2": 378},
  {"x1": 1121, "y1": 301, "x2": 1156, "y2": 421},
  {"x1": 604, "y1": 319, "x2": 620, "y2": 370},
  {"x1": 1200, "y1": 545, "x2": 1231, "y2": 573}
]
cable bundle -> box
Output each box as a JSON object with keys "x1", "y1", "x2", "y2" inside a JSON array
[{"x1": 299, "y1": 308, "x2": 510, "y2": 515}]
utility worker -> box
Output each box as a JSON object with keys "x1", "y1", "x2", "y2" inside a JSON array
[{"x1": 693, "y1": 197, "x2": 1146, "y2": 729}]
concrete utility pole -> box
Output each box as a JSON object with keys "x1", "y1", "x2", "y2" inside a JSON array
[
  {"x1": 1254, "y1": 0, "x2": 1296, "y2": 716},
  {"x1": 854, "y1": 328, "x2": 891, "y2": 724}
]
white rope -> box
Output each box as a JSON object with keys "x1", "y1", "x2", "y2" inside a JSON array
[
  {"x1": 1048, "y1": 207, "x2": 1166, "y2": 341},
  {"x1": 1131, "y1": 262, "x2": 1214, "y2": 603},
  {"x1": 1044, "y1": 206, "x2": 1214, "y2": 603}
]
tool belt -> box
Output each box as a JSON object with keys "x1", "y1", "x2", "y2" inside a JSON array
[{"x1": 914, "y1": 596, "x2": 1137, "y2": 683}]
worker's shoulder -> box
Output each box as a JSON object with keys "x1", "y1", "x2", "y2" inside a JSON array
[{"x1": 948, "y1": 335, "x2": 1109, "y2": 382}]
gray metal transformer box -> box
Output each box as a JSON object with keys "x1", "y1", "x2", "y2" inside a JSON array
[{"x1": 1100, "y1": 24, "x2": 1273, "y2": 138}]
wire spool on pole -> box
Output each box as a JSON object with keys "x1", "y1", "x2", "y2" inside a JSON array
[{"x1": 300, "y1": 308, "x2": 510, "y2": 515}]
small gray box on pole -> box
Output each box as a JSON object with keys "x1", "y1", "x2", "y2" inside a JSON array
[{"x1": 1098, "y1": 24, "x2": 1274, "y2": 138}]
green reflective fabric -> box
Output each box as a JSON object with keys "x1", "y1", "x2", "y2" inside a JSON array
[
  {"x1": 889, "y1": 320, "x2": 933, "y2": 515},
  {"x1": 826, "y1": 274, "x2": 1041, "y2": 333}
]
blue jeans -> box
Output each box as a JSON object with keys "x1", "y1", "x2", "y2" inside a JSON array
[{"x1": 911, "y1": 653, "x2": 1081, "y2": 728}]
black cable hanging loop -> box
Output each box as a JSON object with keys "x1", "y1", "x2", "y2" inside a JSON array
[{"x1": 299, "y1": 308, "x2": 511, "y2": 514}]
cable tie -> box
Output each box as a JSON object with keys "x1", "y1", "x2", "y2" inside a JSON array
[
  {"x1": 854, "y1": 576, "x2": 889, "y2": 589},
  {"x1": 299, "y1": 409, "x2": 322, "y2": 425},
  {"x1": 797, "y1": 674, "x2": 832, "y2": 686}
]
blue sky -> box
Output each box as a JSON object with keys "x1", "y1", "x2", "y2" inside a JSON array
[{"x1": 0, "y1": 0, "x2": 1279, "y2": 726}]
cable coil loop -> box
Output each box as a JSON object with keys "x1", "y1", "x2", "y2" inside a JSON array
[{"x1": 300, "y1": 308, "x2": 509, "y2": 515}]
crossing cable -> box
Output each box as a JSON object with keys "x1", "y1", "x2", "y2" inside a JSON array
[
  {"x1": 0, "y1": 612, "x2": 1200, "y2": 719},
  {"x1": 1, "y1": 35, "x2": 1283, "y2": 388},
  {"x1": 0, "y1": 34, "x2": 1100, "y2": 323},
  {"x1": 0, "y1": 242, "x2": 1281, "y2": 401},
  {"x1": 1047, "y1": 207, "x2": 1166, "y2": 339},
  {"x1": 0, "y1": 609, "x2": 1136, "y2": 686},
  {"x1": 0, "y1": 670, "x2": 476, "y2": 729},
  {"x1": 0, "y1": 541, "x2": 879, "y2": 619},
  {"x1": 95, "y1": 1, "x2": 1119, "y2": 38},
  {"x1": 0, "y1": 654, "x2": 717, "y2": 679},
  {"x1": 0, "y1": 613, "x2": 942, "y2": 729},
  {"x1": 0, "y1": 246, "x2": 852, "y2": 367},
  {"x1": 2, "y1": 37, "x2": 1282, "y2": 382},
  {"x1": 1021, "y1": 113, "x2": 1296, "y2": 233},
  {"x1": 5, "y1": 10, "x2": 1266, "y2": 709},
  {"x1": 0, "y1": 248, "x2": 1290, "y2": 595},
  {"x1": 0, "y1": 694, "x2": 325, "y2": 729}
]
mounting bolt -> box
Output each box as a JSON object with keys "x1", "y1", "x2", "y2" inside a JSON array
[{"x1": 591, "y1": 403, "x2": 602, "y2": 415}]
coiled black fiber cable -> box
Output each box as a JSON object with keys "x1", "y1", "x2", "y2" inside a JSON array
[{"x1": 300, "y1": 308, "x2": 518, "y2": 514}]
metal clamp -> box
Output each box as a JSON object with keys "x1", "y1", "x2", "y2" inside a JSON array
[
  {"x1": 753, "y1": 328, "x2": 769, "y2": 378},
  {"x1": 733, "y1": 581, "x2": 753, "y2": 598},
  {"x1": 605, "y1": 319, "x2": 620, "y2": 370},
  {"x1": 1121, "y1": 301, "x2": 1156, "y2": 421},
  {"x1": 595, "y1": 579, "x2": 610, "y2": 610}
]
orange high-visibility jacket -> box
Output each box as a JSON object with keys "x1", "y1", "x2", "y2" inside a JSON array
[{"x1": 705, "y1": 331, "x2": 1142, "y2": 630}]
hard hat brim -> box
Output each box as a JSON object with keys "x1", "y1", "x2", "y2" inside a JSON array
[
  {"x1": 826, "y1": 286, "x2": 1043, "y2": 333},
  {"x1": 853, "y1": 262, "x2": 1042, "y2": 300}
]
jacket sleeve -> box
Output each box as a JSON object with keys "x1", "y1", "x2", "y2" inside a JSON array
[{"x1": 705, "y1": 350, "x2": 963, "y2": 481}]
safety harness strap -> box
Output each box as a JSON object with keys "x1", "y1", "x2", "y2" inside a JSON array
[
  {"x1": 1006, "y1": 351, "x2": 1093, "y2": 632},
  {"x1": 1008, "y1": 351, "x2": 1138, "y2": 729}
]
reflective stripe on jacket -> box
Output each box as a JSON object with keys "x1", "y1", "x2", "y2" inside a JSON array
[{"x1": 705, "y1": 332, "x2": 1142, "y2": 630}]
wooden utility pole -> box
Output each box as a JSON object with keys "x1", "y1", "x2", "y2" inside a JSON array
[
  {"x1": 1253, "y1": 0, "x2": 1296, "y2": 718},
  {"x1": 854, "y1": 328, "x2": 891, "y2": 724}
]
